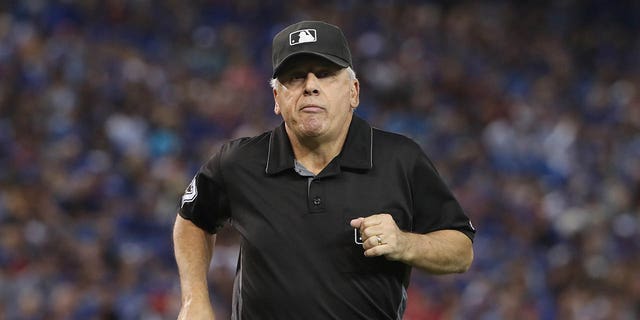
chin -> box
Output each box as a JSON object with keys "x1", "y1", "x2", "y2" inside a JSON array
[
  {"x1": 299, "y1": 128, "x2": 324, "y2": 138},
  {"x1": 299, "y1": 119, "x2": 327, "y2": 136}
]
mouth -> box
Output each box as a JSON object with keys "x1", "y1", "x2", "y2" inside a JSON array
[{"x1": 300, "y1": 105, "x2": 325, "y2": 113}]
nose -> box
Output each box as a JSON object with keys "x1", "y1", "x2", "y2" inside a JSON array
[{"x1": 303, "y1": 73, "x2": 320, "y2": 95}]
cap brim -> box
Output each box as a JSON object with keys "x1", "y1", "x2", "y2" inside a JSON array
[{"x1": 272, "y1": 51, "x2": 350, "y2": 78}]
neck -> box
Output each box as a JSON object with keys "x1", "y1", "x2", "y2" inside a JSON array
[{"x1": 286, "y1": 119, "x2": 352, "y2": 175}]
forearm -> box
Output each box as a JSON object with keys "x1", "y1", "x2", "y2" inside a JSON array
[
  {"x1": 173, "y1": 215, "x2": 216, "y2": 306},
  {"x1": 398, "y1": 229, "x2": 473, "y2": 274}
]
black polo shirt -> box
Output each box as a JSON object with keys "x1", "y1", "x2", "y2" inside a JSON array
[{"x1": 179, "y1": 115, "x2": 475, "y2": 320}]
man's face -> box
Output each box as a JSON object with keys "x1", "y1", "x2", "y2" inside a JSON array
[{"x1": 273, "y1": 55, "x2": 359, "y2": 142}]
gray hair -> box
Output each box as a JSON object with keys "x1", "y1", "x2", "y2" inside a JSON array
[{"x1": 269, "y1": 67, "x2": 357, "y2": 89}]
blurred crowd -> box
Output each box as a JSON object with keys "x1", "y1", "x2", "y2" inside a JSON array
[{"x1": 1, "y1": 0, "x2": 639, "y2": 319}]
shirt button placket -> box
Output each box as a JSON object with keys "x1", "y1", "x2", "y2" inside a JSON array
[{"x1": 308, "y1": 179, "x2": 325, "y2": 213}]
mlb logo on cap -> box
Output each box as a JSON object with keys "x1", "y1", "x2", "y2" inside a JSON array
[{"x1": 289, "y1": 29, "x2": 317, "y2": 45}]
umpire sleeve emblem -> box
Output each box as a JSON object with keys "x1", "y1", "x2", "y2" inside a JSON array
[{"x1": 181, "y1": 176, "x2": 198, "y2": 208}]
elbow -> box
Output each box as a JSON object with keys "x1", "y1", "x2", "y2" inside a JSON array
[{"x1": 456, "y1": 246, "x2": 474, "y2": 273}]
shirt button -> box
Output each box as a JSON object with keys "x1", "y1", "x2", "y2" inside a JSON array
[{"x1": 312, "y1": 197, "x2": 321, "y2": 206}]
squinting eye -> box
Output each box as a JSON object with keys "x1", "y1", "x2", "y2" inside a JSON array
[
  {"x1": 280, "y1": 73, "x2": 305, "y2": 85},
  {"x1": 315, "y1": 71, "x2": 331, "y2": 78}
]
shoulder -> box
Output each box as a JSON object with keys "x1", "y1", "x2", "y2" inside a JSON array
[
  {"x1": 370, "y1": 127, "x2": 439, "y2": 175},
  {"x1": 372, "y1": 127, "x2": 424, "y2": 155},
  {"x1": 203, "y1": 131, "x2": 271, "y2": 170},
  {"x1": 221, "y1": 131, "x2": 271, "y2": 157}
]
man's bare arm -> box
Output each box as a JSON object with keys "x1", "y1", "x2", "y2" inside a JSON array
[
  {"x1": 173, "y1": 215, "x2": 216, "y2": 319},
  {"x1": 392, "y1": 229, "x2": 473, "y2": 274}
]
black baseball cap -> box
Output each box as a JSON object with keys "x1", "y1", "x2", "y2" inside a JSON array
[{"x1": 272, "y1": 21, "x2": 352, "y2": 78}]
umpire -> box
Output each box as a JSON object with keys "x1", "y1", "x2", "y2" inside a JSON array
[{"x1": 173, "y1": 20, "x2": 475, "y2": 320}]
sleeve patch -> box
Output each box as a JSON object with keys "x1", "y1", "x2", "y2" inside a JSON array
[{"x1": 181, "y1": 176, "x2": 198, "y2": 208}]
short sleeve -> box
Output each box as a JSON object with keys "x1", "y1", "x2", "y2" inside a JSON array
[
  {"x1": 178, "y1": 148, "x2": 230, "y2": 234},
  {"x1": 411, "y1": 149, "x2": 476, "y2": 241}
]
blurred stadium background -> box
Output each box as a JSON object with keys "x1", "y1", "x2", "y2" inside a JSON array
[{"x1": 1, "y1": 0, "x2": 639, "y2": 319}]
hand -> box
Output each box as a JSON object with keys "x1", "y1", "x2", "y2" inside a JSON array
[{"x1": 350, "y1": 213, "x2": 408, "y2": 261}]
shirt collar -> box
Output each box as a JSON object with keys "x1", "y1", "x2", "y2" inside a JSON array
[{"x1": 265, "y1": 115, "x2": 373, "y2": 175}]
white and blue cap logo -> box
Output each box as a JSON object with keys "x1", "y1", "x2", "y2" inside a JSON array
[{"x1": 289, "y1": 29, "x2": 317, "y2": 45}]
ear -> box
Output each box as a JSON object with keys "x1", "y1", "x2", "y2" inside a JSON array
[
  {"x1": 350, "y1": 79, "x2": 360, "y2": 109},
  {"x1": 273, "y1": 88, "x2": 281, "y2": 115}
]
